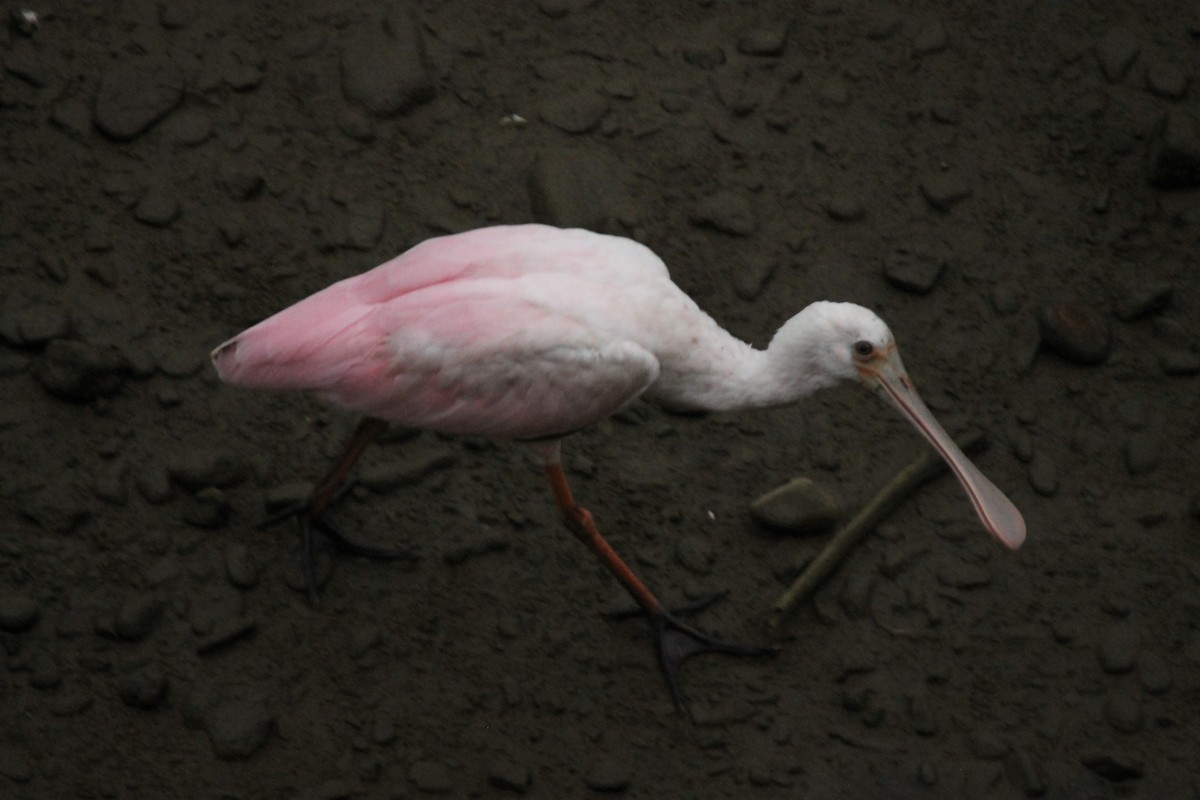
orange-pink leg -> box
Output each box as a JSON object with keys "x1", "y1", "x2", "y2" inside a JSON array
[
  {"x1": 264, "y1": 416, "x2": 417, "y2": 605},
  {"x1": 543, "y1": 463, "x2": 776, "y2": 713}
]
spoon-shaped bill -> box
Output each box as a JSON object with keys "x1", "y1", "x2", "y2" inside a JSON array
[{"x1": 869, "y1": 355, "x2": 1026, "y2": 550}]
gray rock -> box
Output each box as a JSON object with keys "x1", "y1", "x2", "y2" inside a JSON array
[
  {"x1": 224, "y1": 542, "x2": 261, "y2": 589},
  {"x1": 1124, "y1": 430, "x2": 1161, "y2": 475},
  {"x1": 883, "y1": 250, "x2": 944, "y2": 294},
  {"x1": 750, "y1": 476, "x2": 841, "y2": 534},
  {"x1": 1095, "y1": 29, "x2": 1139, "y2": 82},
  {"x1": 410, "y1": 760, "x2": 453, "y2": 793},
  {"x1": 133, "y1": 184, "x2": 181, "y2": 227},
  {"x1": 359, "y1": 451, "x2": 457, "y2": 492},
  {"x1": 93, "y1": 58, "x2": 184, "y2": 140},
  {"x1": 167, "y1": 448, "x2": 246, "y2": 490},
  {"x1": 0, "y1": 592, "x2": 39, "y2": 631},
  {"x1": 33, "y1": 340, "x2": 127, "y2": 402},
  {"x1": 1114, "y1": 280, "x2": 1172, "y2": 321},
  {"x1": 675, "y1": 534, "x2": 715, "y2": 574},
  {"x1": 1104, "y1": 691, "x2": 1143, "y2": 733},
  {"x1": 824, "y1": 191, "x2": 865, "y2": 222},
  {"x1": 1037, "y1": 300, "x2": 1111, "y2": 365},
  {"x1": 539, "y1": 90, "x2": 609, "y2": 133},
  {"x1": 737, "y1": 26, "x2": 787, "y2": 56},
  {"x1": 118, "y1": 665, "x2": 168, "y2": 709},
  {"x1": 205, "y1": 698, "x2": 274, "y2": 760},
  {"x1": 1097, "y1": 623, "x2": 1139, "y2": 673},
  {"x1": 116, "y1": 595, "x2": 165, "y2": 641},
  {"x1": 1145, "y1": 62, "x2": 1189, "y2": 100},
  {"x1": 919, "y1": 171, "x2": 972, "y2": 211},
  {"x1": 341, "y1": 13, "x2": 434, "y2": 117},
  {"x1": 528, "y1": 145, "x2": 631, "y2": 233},
  {"x1": 488, "y1": 758, "x2": 533, "y2": 793},
  {"x1": 584, "y1": 757, "x2": 630, "y2": 792},
  {"x1": 690, "y1": 191, "x2": 757, "y2": 236},
  {"x1": 1147, "y1": 109, "x2": 1200, "y2": 188}
]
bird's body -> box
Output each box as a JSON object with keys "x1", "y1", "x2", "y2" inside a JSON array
[
  {"x1": 213, "y1": 223, "x2": 1025, "y2": 711},
  {"x1": 214, "y1": 225, "x2": 840, "y2": 442}
]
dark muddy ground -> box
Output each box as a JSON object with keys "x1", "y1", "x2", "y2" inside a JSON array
[{"x1": 2, "y1": 1, "x2": 1199, "y2": 798}]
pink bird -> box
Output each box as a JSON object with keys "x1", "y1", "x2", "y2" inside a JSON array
[{"x1": 212, "y1": 224, "x2": 1025, "y2": 708}]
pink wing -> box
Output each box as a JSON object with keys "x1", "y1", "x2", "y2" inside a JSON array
[{"x1": 213, "y1": 249, "x2": 663, "y2": 439}]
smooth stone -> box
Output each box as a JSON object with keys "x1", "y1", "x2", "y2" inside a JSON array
[
  {"x1": 1145, "y1": 62, "x2": 1188, "y2": 100},
  {"x1": 340, "y1": 14, "x2": 434, "y2": 117},
  {"x1": 487, "y1": 759, "x2": 533, "y2": 793},
  {"x1": 911, "y1": 20, "x2": 948, "y2": 56},
  {"x1": 1097, "y1": 624, "x2": 1139, "y2": 673},
  {"x1": 167, "y1": 448, "x2": 247, "y2": 490},
  {"x1": 527, "y1": 145, "x2": 630, "y2": 233},
  {"x1": 1137, "y1": 652, "x2": 1171, "y2": 694},
  {"x1": 33, "y1": 340, "x2": 127, "y2": 402},
  {"x1": 583, "y1": 757, "x2": 630, "y2": 792},
  {"x1": 1160, "y1": 349, "x2": 1200, "y2": 375},
  {"x1": 1114, "y1": 280, "x2": 1172, "y2": 321},
  {"x1": 1104, "y1": 691, "x2": 1143, "y2": 733},
  {"x1": 116, "y1": 595, "x2": 165, "y2": 641},
  {"x1": 224, "y1": 542, "x2": 261, "y2": 589},
  {"x1": 750, "y1": 477, "x2": 841, "y2": 534},
  {"x1": 1147, "y1": 109, "x2": 1200, "y2": 189},
  {"x1": 883, "y1": 251, "x2": 944, "y2": 294},
  {"x1": 118, "y1": 665, "x2": 169, "y2": 709},
  {"x1": 919, "y1": 171, "x2": 972, "y2": 211},
  {"x1": 1095, "y1": 29, "x2": 1139, "y2": 82},
  {"x1": 93, "y1": 58, "x2": 184, "y2": 140},
  {"x1": 936, "y1": 561, "x2": 991, "y2": 590},
  {"x1": 1124, "y1": 430, "x2": 1161, "y2": 475},
  {"x1": 690, "y1": 191, "x2": 757, "y2": 236},
  {"x1": 0, "y1": 592, "x2": 39, "y2": 631},
  {"x1": 824, "y1": 191, "x2": 865, "y2": 221},
  {"x1": 1080, "y1": 752, "x2": 1143, "y2": 782},
  {"x1": 737, "y1": 26, "x2": 787, "y2": 56},
  {"x1": 539, "y1": 91, "x2": 609, "y2": 133},
  {"x1": 675, "y1": 534, "x2": 715, "y2": 574},
  {"x1": 1028, "y1": 449, "x2": 1058, "y2": 496},
  {"x1": 133, "y1": 184, "x2": 181, "y2": 227},
  {"x1": 410, "y1": 760, "x2": 453, "y2": 793},
  {"x1": 205, "y1": 698, "x2": 274, "y2": 760},
  {"x1": 1037, "y1": 300, "x2": 1112, "y2": 365}
]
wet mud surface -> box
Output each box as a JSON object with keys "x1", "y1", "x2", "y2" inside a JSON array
[{"x1": 2, "y1": 1, "x2": 1199, "y2": 797}]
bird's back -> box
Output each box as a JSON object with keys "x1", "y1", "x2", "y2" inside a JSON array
[{"x1": 212, "y1": 225, "x2": 689, "y2": 438}]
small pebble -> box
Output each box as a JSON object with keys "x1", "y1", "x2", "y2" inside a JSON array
[
  {"x1": 583, "y1": 757, "x2": 630, "y2": 792},
  {"x1": 1160, "y1": 349, "x2": 1200, "y2": 376},
  {"x1": 410, "y1": 760, "x2": 453, "y2": 793},
  {"x1": 737, "y1": 26, "x2": 786, "y2": 56},
  {"x1": 1095, "y1": 29, "x2": 1139, "y2": 82},
  {"x1": 675, "y1": 534, "x2": 715, "y2": 574},
  {"x1": 1097, "y1": 623, "x2": 1139, "y2": 674},
  {"x1": 919, "y1": 171, "x2": 972, "y2": 211},
  {"x1": 1080, "y1": 752, "x2": 1143, "y2": 781},
  {"x1": 33, "y1": 340, "x2": 127, "y2": 402},
  {"x1": 911, "y1": 20, "x2": 948, "y2": 56},
  {"x1": 750, "y1": 476, "x2": 841, "y2": 534},
  {"x1": 1037, "y1": 300, "x2": 1112, "y2": 365},
  {"x1": 1104, "y1": 691, "x2": 1143, "y2": 733},
  {"x1": 1145, "y1": 62, "x2": 1188, "y2": 100},
  {"x1": 883, "y1": 251, "x2": 944, "y2": 294},
  {"x1": 488, "y1": 759, "x2": 533, "y2": 793},
  {"x1": 936, "y1": 561, "x2": 991, "y2": 589},
  {"x1": 340, "y1": 16, "x2": 435, "y2": 117},
  {"x1": 1004, "y1": 749, "x2": 1047, "y2": 797},
  {"x1": 0, "y1": 592, "x2": 40, "y2": 631},
  {"x1": 1124, "y1": 430, "x2": 1161, "y2": 475},
  {"x1": 540, "y1": 91, "x2": 609, "y2": 133},
  {"x1": 824, "y1": 191, "x2": 865, "y2": 221},
  {"x1": 1137, "y1": 652, "x2": 1171, "y2": 694},
  {"x1": 1027, "y1": 449, "x2": 1058, "y2": 496},
  {"x1": 690, "y1": 191, "x2": 757, "y2": 236},
  {"x1": 118, "y1": 665, "x2": 169, "y2": 709},
  {"x1": 167, "y1": 448, "x2": 247, "y2": 490},
  {"x1": 205, "y1": 698, "x2": 274, "y2": 760},
  {"x1": 115, "y1": 595, "x2": 165, "y2": 641},
  {"x1": 1114, "y1": 280, "x2": 1172, "y2": 321},
  {"x1": 224, "y1": 542, "x2": 261, "y2": 589}
]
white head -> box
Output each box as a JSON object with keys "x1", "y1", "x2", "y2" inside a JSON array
[{"x1": 771, "y1": 301, "x2": 1026, "y2": 551}]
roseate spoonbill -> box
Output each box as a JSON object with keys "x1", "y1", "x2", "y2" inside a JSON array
[{"x1": 212, "y1": 224, "x2": 1025, "y2": 709}]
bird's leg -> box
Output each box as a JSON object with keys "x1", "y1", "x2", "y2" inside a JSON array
[
  {"x1": 263, "y1": 416, "x2": 418, "y2": 605},
  {"x1": 543, "y1": 464, "x2": 776, "y2": 714}
]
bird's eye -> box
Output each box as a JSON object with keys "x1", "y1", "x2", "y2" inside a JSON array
[{"x1": 853, "y1": 340, "x2": 874, "y2": 359}]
